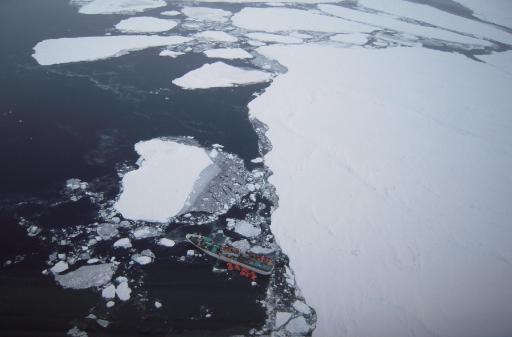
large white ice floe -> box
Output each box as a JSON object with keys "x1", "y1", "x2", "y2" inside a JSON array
[
  {"x1": 250, "y1": 44, "x2": 512, "y2": 337},
  {"x1": 114, "y1": 139, "x2": 212, "y2": 222},
  {"x1": 182, "y1": 6, "x2": 232, "y2": 23},
  {"x1": 115, "y1": 17, "x2": 179, "y2": 33},
  {"x1": 172, "y1": 62, "x2": 272, "y2": 89},
  {"x1": 232, "y1": 7, "x2": 374, "y2": 34},
  {"x1": 77, "y1": 0, "x2": 166, "y2": 14},
  {"x1": 233, "y1": 220, "x2": 261, "y2": 238},
  {"x1": 203, "y1": 48, "x2": 253, "y2": 59},
  {"x1": 32, "y1": 35, "x2": 192, "y2": 66},
  {"x1": 245, "y1": 32, "x2": 303, "y2": 44},
  {"x1": 116, "y1": 280, "x2": 132, "y2": 301},
  {"x1": 55, "y1": 263, "x2": 115, "y2": 289},
  {"x1": 195, "y1": 30, "x2": 238, "y2": 42}
]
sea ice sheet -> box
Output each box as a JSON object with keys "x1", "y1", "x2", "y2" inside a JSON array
[
  {"x1": 78, "y1": 0, "x2": 166, "y2": 14},
  {"x1": 115, "y1": 17, "x2": 179, "y2": 33}
]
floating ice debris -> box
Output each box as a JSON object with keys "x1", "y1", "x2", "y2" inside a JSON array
[
  {"x1": 96, "y1": 319, "x2": 109, "y2": 328},
  {"x1": 66, "y1": 178, "x2": 88, "y2": 190},
  {"x1": 250, "y1": 157, "x2": 263, "y2": 163},
  {"x1": 172, "y1": 62, "x2": 272, "y2": 89},
  {"x1": 67, "y1": 326, "x2": 88, "y2": 337},
  {"x1": 245, "y1": 32, "x2": 302, "y2": 44},
  {"x1": 232, "y1": 7, "x2": 374, "y2": 34},
  {"x1": 114, "y1": 139, "x2": 212, "y2": 222},
  {"x1": 161, "y1": 10, "x2": 180, "y2": 16},
  {"x1": 51, "y1": 261, "x2": 69, "y2": 274},
  {"x1": 293, "y1": 300, "x2": 311, "y2": 315},
  {"x1": 159, "y1": 49, "x2": 184, "y2": 58},
  {"x1": 330, "y1": 33, "x2": 368, "y2": 45},
  {"x1": 33, "y1": 35, "x2": 192, "y2": 66},
  {"x1": 110, "y1": 217, "x2": 121, "y2": 224},
  {"x1": 182, "y1": 7, "x2": 232, "y2": 23},
  {"x1": 158, "y1": 238, "x2": 176, "y2": 247},
  {"x1": 249, "y1": 246, "x2": 275, "y2": 254},
  {"x1": 131, "y1": 249, "x2": 155, "y2": 265},
  {"x1": 133, "y1": 226, "x2": 161, "y2": 239},
  {"x1": 247, "y1": 40, "x2": 266, "y2": 47},
  {"x1": 275, "y1": 312, "x2": 292, "y2": 328},
  {"x1": 97, "y1": 223, "x2": 119, "y2": 240},
  {"x1": 27, "y1": 225, "x2": 42, "y2": 237},
  {"x1": 195, "y1": 30, "x2": 238, "y2": 42},
  {"x1": 78, "y1": 0, "x2": 166, "y2": 15},
  {"x1": 87, "y1": 258, "x2": 99, "y2": 264},
  {"x1": 231, "y1": 239, "x2": 250, "y2": 252},
  {"x1": 106, "y1": 301, "x2": 115, "y2": 308},
  {"x1": 102, "y1": 284, "x2": 116, "y2": 299},
  {"x1": 203, "y1": 48, "x2": 253, "y2": 59},
  {"x1": 116, "y1": 281, "x2": 132, "y2": 301},
  {"x1": 113, "y1": 238, "x2": 132, "y2": 248},
  {"x1": 55, "y1": 263, "x2": 115, "y2": 289},
  {"x1": 246, "y1": 183, "x2": 256, "y2": 192},
  {"x1": 115, "y1": 17, "x2": 179, "y2": 33},
  {"x1": 187, "y1": 249, "x2": 196, "y2": 256},
  {"x1": 234, "y1": 220, "x2": 261, "y2": 238},
  {"x1": 285, "y1": 316, "x2": 310, "y2": 334},
  {"x1": 155, "y1": 301, "x2": 162, "y2": 308}
]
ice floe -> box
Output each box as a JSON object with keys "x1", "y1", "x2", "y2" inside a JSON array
[
  {"x1": 77, "y1": 0, "x2": 166, "y2": 15},
  {"x1": 245, "y1": 32, "x2": 302, "y2": 44},
  {"x1": 97, "y1": 223, "x2": 118, "y2": 240},
  {"x1": 51, "y1": 261, "x2": 69, "y2": 274},
  {"x1": 234, "y1": 220, "x2": 261, "y2": 238},
  {"x1": 195, "y1": 30, "x2": 238, "y2": 42},
  {"x1": 114, "y1": 139, "x2": 212, "y2": 222},
  {"x1": 158, "y1": 238, "x2": 176, "y2": 247},
  {"x1": 116, "y1": 280, "x2": 132, "y2": 301},
  {"x1": 182, "y1": 7, "x2": 232, "y2": 23},
  {"x1": 203, "y1": 48, "x2": 253, "y2": 59},
  {"x1": 232, "y1": 7, "x2": 374, "y2": 34},
  {"x1": 172, "y1": 62, "x2": 272, "y2": 89},
  {"x1": 101, "y1": 284, "x2": 116, "y2": 299},
  {"x1": 161, "y1": 10, "x2": 180, "y2": 16},
  {"x1": 159, "y1": 49, "x2": 184, "y2": 58},
  {"x1": 115, "y1": 17, "x2": 179, "y2": 33},
  {"x1": 133, "y1": 226, "x2": 161, "y2": 239},
  {"x1": 113, "y1": 238, "x2": 132, "y2": 248},
  {"x1": 33, "y1": 35, "x2": 192, "y2": 66},
  {"x1": 55, "y1": 263, "x2": 115, "y2": 289},
  {"x1": 250, "y1": 44, "x2": 512, "y2": 337}
]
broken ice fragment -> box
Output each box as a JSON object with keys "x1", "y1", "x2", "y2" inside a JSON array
[
  {"x1": 55, "y1": 263, "x2": 115, "y2": 289},
  {"x1": 275, "y1": 312, "x2": 292, "y2": 328},
  {"x1": 133, "y1": 226, "x2": 161, "y2": 239},
  {"x1": 285, "y1": 316, "x2": 310, "y2": 334},
  {"x1": 293, "y1": 300, "x2": 312, "y2": 315},
  {"x1": 102, "y1": 284, "x2": 116, "y2": 299},
  {"x1": 106, "y1": 301, "x2": 115, "y2": 308},
  {"x1": 51, "y1": 261, "x2": 69, "y2": 274},
  {"x1": 234, "y1": 220, "x2": 261, "y2": 238},
  {"x1": 97, "y1": 223, "x2": 119, "y2": 240},
  {"x1": 155, "y1": 301, "x2": 162, "y2": 308},
  {"x1": 158, "y1": 238, "x2": 175, "y2": 247},
  {"x1": 116, "y1": 281, "x2": 132, "y2": 301},
  {"x1": 113, "y1": 238, "x2": 132, "y2": 248}
]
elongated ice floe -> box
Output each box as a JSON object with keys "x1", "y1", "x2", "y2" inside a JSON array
[
  {"x1": 115, "y1": 17, "x2": 179, "y2": 33},
  {"x1": 245, "y1": 32, "x2": 303, "y2": 44},
  {"x1": 55, "y1": 263, "x2": 115, "y2": 289},
  {"x1": 78, "y1": 0, "x2": 166, "y2": 14},
  {"x1": 182, "y1": 6, "x2": 232, "y2": 23},
  {"x1": 195, "y1": 30, "x2": 238, "y2": 42},
  {"x1": 172, "y1": 62, "x2": 272, "y2": 89},
  {"x1": 32, "y1": 35, "x2": 192, "y2": 66},
  {"x1": 161, "y1": 10, "x2": 180, "y2": 16},
  {"x1": 232, "y1": 7, "x2": 375, "y2": 34},
  {"x1": 251, "y1": 44, "x2": 512, "y2": 337},
  {"x1": 114, "y1": 139, "x2": 213, "y2": 222},
  {"x1": 203, "y1": 48, "x2": 253, "y2": 59}
]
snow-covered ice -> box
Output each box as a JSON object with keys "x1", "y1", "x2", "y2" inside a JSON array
[
  {"x1": 97, "y1": 223, "x2": 118, "y2": 240},
  {"x1": 114, "y1": 139, "x2": 212, "y2": 222},
  {"x1": 245, "y1": 32, "x2": 303, "y2": 44},
  {"x1": 115, "y1": 17, "x2": 179, "y2": 33},
  {"x1": 172, "y1": 62, "x2": 272, "y2": 89},
  {"x1": 250, "y1": 43, "x2": 512, "y2": 337},
  {"x1": 203, "y1": 48, "x2": 253, "y2": 59},
  {"x1": 158, "y1": 238, "x2": 176, "y2": 247},
  {"x1": 161, "y1": 10, "x2": 180, "y2": 16},
  {"x1": 116, "y1": 281, "x2": 132, "y2": 301},
  {"x1": 113, "y1": 238, "x2": 132, "y2": 248},
  {"x1": 78, "y1": 0, "x2": 166, "y2": 14},
  {"x1": 159, "y1": 49, "x2": 184, "y2": 58},
  {"x1": 330, "y1": 33, "x2": 368, "y2": 45},
  {"x1": 50, "y1": 261, "x2": 69, "y2": 274},
  {"x1": 195, "y1": 30, "x2": 238, "y2": 42},
  {"x1": 133, "y1": 226, "x2": 161, "y2": 239},
  {"x1": 182, "y1": 7, "x2": 232, "y2": 23},
  {"x1": 234, "y1": 220, "x2": 261, "y2": 238},
  {"x1": 101, "y1": 284, "x2": 116, "y2": 299},
  {"x1": 55, "y1": 263, "x2": 115, "y2": 289},
  {"x1": 191, "y1": 0, "x2": 339, "y2": 3},
  {"x1": 33, "y1": 35, "x2": 192, "y2": 66},
  {"x1": 285, "y1": 316, "x2": 310, "y2": 335}
]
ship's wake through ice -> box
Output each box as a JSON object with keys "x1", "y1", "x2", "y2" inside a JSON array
[{"x1": 3, "y1": 0, "x2": 512, "y2": 336}]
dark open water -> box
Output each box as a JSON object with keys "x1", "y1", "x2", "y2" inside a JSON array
[{"x1": 0, "y1": 0, "x2": 272, "y2": 336}]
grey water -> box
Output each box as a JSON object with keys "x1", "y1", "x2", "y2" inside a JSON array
[{"x1": 0, "y1": 0, "x2": 273, "y2": 336}]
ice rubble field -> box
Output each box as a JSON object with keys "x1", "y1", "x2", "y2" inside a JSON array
[{"x1": 32, "y1": 0, "x2": 512, "y2": 336}]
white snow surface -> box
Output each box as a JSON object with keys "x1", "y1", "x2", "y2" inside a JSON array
[
  {"x1": 114, "y1": 139, "x2": 212, "y2": 222},
  {"x1": 161, "y1": 10, "x2": 180, "y2": 16},
  {"x1": 101, "y1": 284, "x2": 116, "y2": 299},
  {"x1": 159, "y1": 49, "x2": 184, "y2": 58},
  {"x1": 51, "y1": 261, "x2": 69, "y2": 274},
  {"x1": 456, "y1": 0, "x2": 512, "y2": 28},
  {"x1": 250, "y1": 44, "x2": 512, "y2": 337},
  {"x1": 158, "y1": 238, "x2": 176, "y2": 247},
  {"x1": 195, "y1": 30, "x2": 238, "y2": 42},
  {"x1": 182, "y1": 7, "x2": 232, "y2": 23},
  {"x1": 203, "y1": 48, "x2": 253, "y2": 59},
  {"x1": 116, "y1": 281, "x2": 132, "y2": 301},
  {"x1": 32, "y1": 35, "x2": 192, "y2": 66},
  {"x1": 234, "y1": 220, "x2": 261, "y2": 238},
  {"x1": 115, "y1": 17, "x2": 178, "y2": 33},
  {"x1": 172, "y1": 62, "x2": 272, "y2": 89},
  {"x1": 232, "y1": 7, "x2": 375, "y2": 34},
  {"x1": 78, "y1": 0, "x2": 166, "y2": 14},
  {"x1": 113, "y1": 238, "x2": 132, "y2": 248},
  {"x1": 245, "y1": 32, "x2": 303, "y2": 44}
]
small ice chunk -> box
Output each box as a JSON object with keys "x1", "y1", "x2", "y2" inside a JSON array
[
  {"x1": 133, "y1": 226, "x2": 161, "y2": 239},
  {"x1": 97, "y1": 223, "x2": 119, "y2": 240},
  {"x1": 55, "y1": 263, "x2": 115, "y2": 289},
  {"x1": 204, "y1": 48, "x2": 253, "y2": 60},
  {"x1": 234, "y1": 220, "x2": 261, "y2": 238},
  {"x1": 155, "y1": 301, "x2": 162, "y2": 308},
  {"x1": 51, "y1": 261, "x2": 69, "y2": 274},
  {"x1": 67, "y1": 326, "x2": 88, "y2": 337},
  {"x1": 58, "y1": 253, "x2": 66, "y2": 260},
  {"x1": 102, "y1": 284, "x2": 116, "y2": 299},
  {"x1": 116, "y1": 281, "x2": 132, "y2": 301},
  {"x1": 132, "y1": 255, "x2": 153, "y2": 265},
  {"x1": 87, "y1": 258, "x2": 99, "y2": 264},
  {"x1": 158, "y1": 238, "x2": 176, "y2": 247},
  {"x1": 113, "y1": 238, "x2": 132, "y2": 248},
  {"x1": 231, "y1": 239, "x2": 250, "y2": 252},
  {"x1": 106, "y1": 301, "x2": 115, "y2": 308},
  {"x1": 96, "y1": 319, "x2": 109, "y2": 328},
  {"x1": 293, "y1": 300, "x2": 312, "y2": 314},
  {"x1": 285, "y1": 316, "x2": 310, "y2": 334},
  {"x1": 159, "y1": 49, "x2": 184, "y2": 58},
  {"x1": 276, "y1": 312, "x2": 292, "y2": 328},
  {"x1": 187, "y1": 249, "x2": 196, "y2": 256},
  {"x1": 246, "y1": 183, "x2": 256, "y2": 192},
  {"x1": 195, "y1": 31, "x2": 238, "y2": 42},
  {"x1": 116, "y1": 276, "x2": 128, "y2": 284},
  {"x1": 250, "y1": 157, "x2": 263, "y2": 163},
  {"x1": 161, "y1": 10, "x2": 180, "y2": 16},
  {"x1": 115, "y1": 17, "x2": 178, "y2": 33},
  {"x1": 27, "y1": 225, "x2": 42, "y2": 237},
  {"x1": 182, "y1": 7, "x2": 232, "y2": 22}
]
